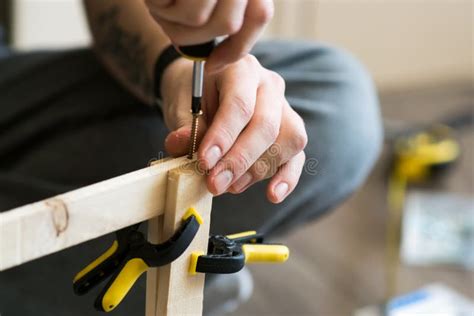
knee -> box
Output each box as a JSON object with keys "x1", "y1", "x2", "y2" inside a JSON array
[
  {"x1": 327, "y1": 45, "x2": 383, "y2": 177},
  {"x1": 295, "y1": 43, "x2": 383, "y2": 203}
]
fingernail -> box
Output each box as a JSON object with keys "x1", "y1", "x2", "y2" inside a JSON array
[
  {"x1": 214, "y1": 170, "x2": 233, "y2": 194},
  {"x1": 274, "y1": 182, "x2": 289, "y2": 201},
  {"x1": 205, "y1": 145, "x2": 222, "y2": 168},
  {"x1": 231, "y1": 172, "x2": 253, "y2": 193}
]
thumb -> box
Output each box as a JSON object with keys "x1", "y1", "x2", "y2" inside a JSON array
[{"x1": 164, "y1": 114, "x2": 207, "y2": 157}]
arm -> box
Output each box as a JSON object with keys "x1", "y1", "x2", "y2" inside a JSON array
[
  {"x1": 84, "y1": 1, "x2": 307, "y2": 204},
  {"x1": 83, "y1": 0, "x2": 171, "y2": 104}
]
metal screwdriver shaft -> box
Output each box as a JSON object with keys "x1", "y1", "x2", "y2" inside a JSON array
[
  {"x1": 177, "y1": 40, "x2": 216, "y2": 159},
  {"x1": 188, "y1": 60, "x2": 204, "y2": 159}
]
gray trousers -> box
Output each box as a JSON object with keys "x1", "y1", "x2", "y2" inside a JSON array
[{"x1": 0, "y1": 40, "x2": 382, "y2": 315}]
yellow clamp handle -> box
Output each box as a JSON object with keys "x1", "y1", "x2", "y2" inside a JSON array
[
  {"x1": 101, "y1": 259, "x2": 149, "y2": 312},
  {"x1": 73, "y1": 240, "x2": 119, "y2": 284},
  {"x1": 227, "y1": 231, "x2": 290, "y2": 264},
  {"x1": 242, "y1": 244, "x2": 290, "y2": 264},
  {"x1": 100, "y1": 208, "x2": 201, "y2": 312}
]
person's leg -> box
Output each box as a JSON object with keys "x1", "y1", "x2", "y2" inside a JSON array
[
  {"x1": 0, "y1": 40, "x2": 382, "y2": 315},
  {"x1": 0, "y1": 43, "x2": 382, "y2": 235},
  {"x1": 0, "y1": 28, "x2": 10, "y2": 57},
  {"x1": 0, "y1": 49, "x2": 168, "y2": 209}
]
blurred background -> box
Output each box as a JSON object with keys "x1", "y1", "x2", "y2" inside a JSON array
[{"x1": 1, "y1": 0, "x2": 472, "y2": 314}]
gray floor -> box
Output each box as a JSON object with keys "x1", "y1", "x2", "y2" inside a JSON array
[{"x1": 230, "y1": 82, "x2": 474, "y2": 315}]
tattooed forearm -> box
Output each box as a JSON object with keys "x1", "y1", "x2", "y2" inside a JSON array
[{"x1": 94, "y1": 6, "x2": 153, "y2": 100}]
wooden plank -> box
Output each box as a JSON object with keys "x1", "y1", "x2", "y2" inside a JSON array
[
  {"x1": 146, "y1": 157, "x2": 173, "y2": 315},
  {"x1": 145, "y1": 214, "x2": 163, "y2": 316},
  {"x1": 0, "y1": 156, "x2": 192, "y2": 271},
  {"x1": 151, "y1": 162, "x2": 213, "y2": 316}
]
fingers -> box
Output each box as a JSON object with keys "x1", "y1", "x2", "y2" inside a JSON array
[
  {"x1": 147, "y1": 0, "x2": 273, "y2": 71},
  {"x1": 164, "y1": 116, "x2": 208, "y2": 157},
  {"x1": 229, "y1": 104, "x2": 307, "y2": 194},
  {"x1": 206, "y1": 0, "x2": 274, "y2": 73},
  {"x1": 198, "y1": 56, "x2": 260, "y2": 169},
  {"x1": 164, "y1": 94, "x2": 209, "y2": 156},
  {"x1": 267, "y1": 151, "x2": 306, "y2": 203},
  {"x1": 146, "y1": 0, "x2": 217, "y2": 26},
  {"x1": 206, "y1": 76, "x2": 283, "y2": 195},
  {"x1": 150, "y1": 0, "x2": 247, "y2": 45}
]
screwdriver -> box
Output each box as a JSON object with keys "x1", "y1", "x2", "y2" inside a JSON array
[{"x1": 177, "y1": 40, "x2": 216, "y2": 159}]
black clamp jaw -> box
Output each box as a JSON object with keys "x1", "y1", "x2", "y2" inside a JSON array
[
  {"x1": 73, "y1": 208, "x2": 202, "y2": 312},
  {"x1": 189, "y1": 231, "x2": 289, "y2": 275}
]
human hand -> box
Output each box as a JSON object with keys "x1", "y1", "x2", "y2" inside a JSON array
[
  {"x1": 160, "y1": 55, "x2": 307, "y2": 204},
  {"x1": 145, "y1": 0, "x2": 274, "y2": 73}
]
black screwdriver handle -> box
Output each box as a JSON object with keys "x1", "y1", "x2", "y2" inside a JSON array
[{"x1": 177, "y1": 39, "x2": 217, "y2": 61}]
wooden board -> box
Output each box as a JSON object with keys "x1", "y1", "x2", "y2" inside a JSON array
[
  {"x1": 145, "y1": 214, "x2": 163, "y2": 316},
  {"x1": 0, "y1": 156, "x2": 192, "y2": 271},
  {"x1": 147, "y1": 162, "x2": 213, "y2": 316}
]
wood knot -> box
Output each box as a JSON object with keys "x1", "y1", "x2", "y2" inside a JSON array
[{"x1": 46, "y1": 198, "x2": 69, "y2": 236}]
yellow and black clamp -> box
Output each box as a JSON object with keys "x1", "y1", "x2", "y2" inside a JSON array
[
  {"x1": 189, "y1": 231, "x2": 289, "y2": 275},
  {"x1": 73, "y1": 209, "x2": 202, "y2": 312},
  {"x1": 391, "y1": 124, "x2": 460, "y2": 184}
]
